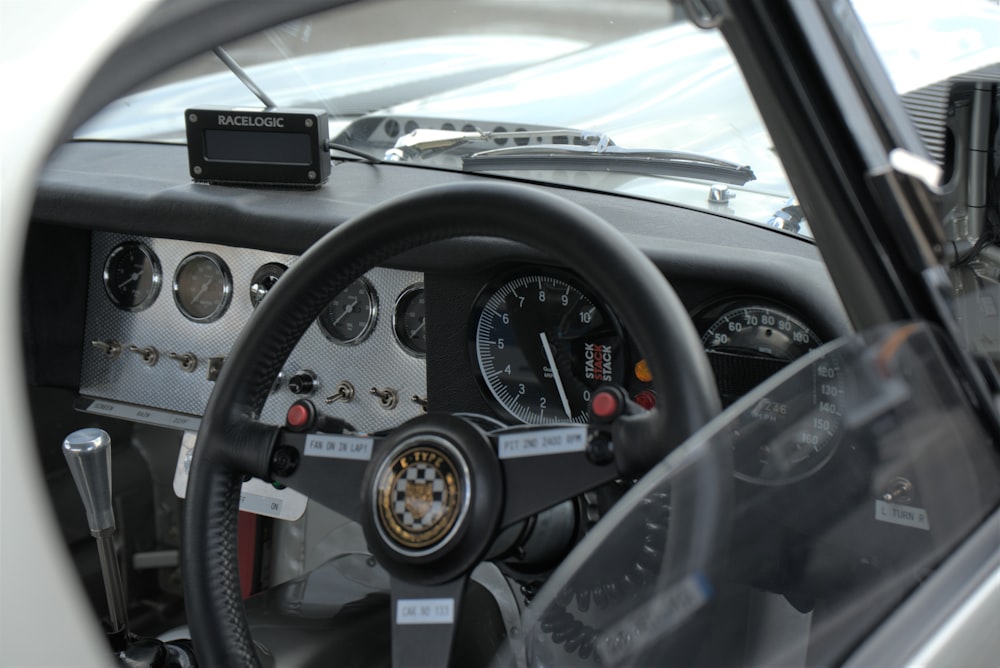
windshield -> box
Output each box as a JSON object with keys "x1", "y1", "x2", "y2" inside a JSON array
[
  {"x1": 75, "y1": 1, "x2": 798, "y2": 232},
  {"x1": 74, "y1": 1, "x2": 999, "y2": 240}
]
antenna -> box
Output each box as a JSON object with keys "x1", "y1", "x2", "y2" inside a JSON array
[{"x1": 212, "y1": 46, "x2": 277, "y2": 109}]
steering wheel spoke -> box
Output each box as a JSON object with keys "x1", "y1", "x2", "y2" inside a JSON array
[
  {"x1": 494, "y1": 424, "x2": 621, "y2": 526},
  {"x1": 270, "y1": 429, "x2": 379, "y2": 522},
  {"x1": 389, "y1": 577, "x2": 467, "y2": 668}
]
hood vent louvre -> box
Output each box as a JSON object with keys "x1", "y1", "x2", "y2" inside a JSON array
[{"x1": 901, "y1": 81, "x2": 952, "y2": 166}]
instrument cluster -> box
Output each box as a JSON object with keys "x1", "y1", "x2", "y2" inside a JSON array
[
  {"x1": 81, "y1": 234, "x2": 427, "y2": 433},
  {"x1": 84, "y1": 237, "x2": 832, "y2": 480},
  {"x1": 466, "y1": 268, "x2": 826, "y2": 426}
]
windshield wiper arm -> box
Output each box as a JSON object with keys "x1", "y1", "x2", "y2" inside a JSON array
[
  {"x1": 463, "y1": 144, "x2": 756, "y2": 186},
  {"x1": 384, "y1": 128, "x2": 611, "y2": 162}
]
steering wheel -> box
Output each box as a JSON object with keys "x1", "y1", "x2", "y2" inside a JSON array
[{"x1": 182, "y1": 181, "x2": 723, "y2": 667}]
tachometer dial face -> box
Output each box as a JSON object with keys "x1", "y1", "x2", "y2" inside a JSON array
[
  {"x1": 318, "y1": 277, "x2": 377, "y2": 345},
  {"x1": 472, "y1": 274, "x2": 623, "y2": 424},
  {"x1": 173, "y1": 252, "x2": 232, "y2": 323},
  {"x1": 103, "y1": 242, "x2": 161, "y2": 311},
  {"x1": 394, "y1": 283, "x2": 426, "y2": 357}
]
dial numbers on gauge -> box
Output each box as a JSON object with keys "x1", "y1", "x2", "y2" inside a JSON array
[
  {"x1": 732, "y1": 353, "x2": 845, "y2": 485},
  {"x1": 319, "y1": 277, "x2": 378, "y2": 345},
  {"x1": 394, "y1": 284, "x2": 427, "y2": 357},
  {"x1": 698, "y1": 302, "x2": 838, "y2": 484},
  {"x1": 103, "y1": 242, "x2": 161, "y2": 311},
  {"x1": 172, "y1": 252, "x2": 232, "y2": 323},
  {"x1": 473, "y1": 274, "x2": 623, "y2": 425},
  {"x1": 702, "y1": 305, "x2": 818, "y2": 361}
]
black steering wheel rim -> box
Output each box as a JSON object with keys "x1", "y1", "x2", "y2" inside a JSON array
[{"x1": 182, "y1": 181, "x2": 722, "y2": 667}]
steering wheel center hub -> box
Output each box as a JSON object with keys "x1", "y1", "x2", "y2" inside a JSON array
[
  {"x1": 360, "y1": 413, "x2": 505, "y2": 584},
  {"x1": 373, "y1": 436, "x2": 471, "y2": 556}
]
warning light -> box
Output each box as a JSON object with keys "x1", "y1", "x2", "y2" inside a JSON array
[
  {"x1": 634, "y1": 359, "x2": 653, "y2": 383},
  {"x1": 634, "y1": 390, "x2": 657, "y2": 410}
]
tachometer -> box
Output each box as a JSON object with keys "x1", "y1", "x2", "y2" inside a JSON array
[{"x1": 472, "y1": 273, "x2": 623, "y2": 424}]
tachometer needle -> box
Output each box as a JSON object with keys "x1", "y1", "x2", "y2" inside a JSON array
[{"x1": 539, "y1": 331, "x2": 572, "y2": 419}]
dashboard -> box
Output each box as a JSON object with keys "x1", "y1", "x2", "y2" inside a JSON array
[
  {"x1": 24, "y1": 140, "x2": 850, "y2": 520},
  {"x1": 28, "y1": 141, "x2": 851, "y2": 424}
]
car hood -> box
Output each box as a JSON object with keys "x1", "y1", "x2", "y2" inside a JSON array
[{"x1": 75, "y1": 34, "x2": 586, "y2": 142}]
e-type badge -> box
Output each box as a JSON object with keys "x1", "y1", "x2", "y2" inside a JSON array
[{"x1": 376, "y1": 444, "x2": 465, "y2": 552}]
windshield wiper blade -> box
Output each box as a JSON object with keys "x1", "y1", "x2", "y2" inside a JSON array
[
  {"x1": 463, "y1": 144, "x2": 756, "y2": 186},
  {"x1": 384, "y1": 128, "x2": 610, "y2": 162}
]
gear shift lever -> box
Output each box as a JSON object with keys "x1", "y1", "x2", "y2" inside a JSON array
[{"x1": 62, "y1": 428, "x2": 129, "y2": 638}]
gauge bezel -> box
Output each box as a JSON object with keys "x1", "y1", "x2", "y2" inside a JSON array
[
  {"x1": 249, "y1": 262, "x2": 287, "y2": 308},
  {"x1": 392, "y1": 282, "x2": 427, "y2": 358},
  {"x1": 468, "y1": 267, "x2": 625, "y2": 425},
  {"x1": 103, "y1": 241, "x2": 162, "y2": 311},
  {"x1": 172, "y1": 251, "x2": 233, "y2": 323},
  {"x1": 317, "y1": 276, "x2": 378, "y2": 346}
]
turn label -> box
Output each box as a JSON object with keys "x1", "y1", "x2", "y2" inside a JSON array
[{"x1": 875, "y1": 499, "x2": 930, "y2": 531}]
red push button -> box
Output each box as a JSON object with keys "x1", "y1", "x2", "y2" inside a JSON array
[
  {"x1": 591, "y1": 390, "x2": 620, "y2": 419},
  {"x1": 286, "y1": 403, "x2": 311, "y2": 429}
]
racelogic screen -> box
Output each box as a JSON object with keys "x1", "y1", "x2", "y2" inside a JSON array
[{"x1": 203, "y1": 129, "x2": 312, "y2": 165}]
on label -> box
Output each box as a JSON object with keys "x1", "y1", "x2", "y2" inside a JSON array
[
  {"x1": 239, "y1": 493, "x2": 283, "y2": 517},
  {"x1": 497, "y1": 426, "x2": 588, "y2": 460}
]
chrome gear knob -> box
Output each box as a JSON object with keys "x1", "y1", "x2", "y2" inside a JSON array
[{"x1": 62, "y1": 427, "x2": 115, "y2": 534}]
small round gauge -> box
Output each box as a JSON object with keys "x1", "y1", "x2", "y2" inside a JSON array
[
  {"x1": 173, "y1": 252, "x2": 232, "y2": 323},
  {"x1": 103, "y1": 241, "x2": 161, "y2": 311},
  {"x1": 249, "y1": 263, "x2": 287, "y2": 308},
  {"x1": 318, "y1": 277, "x2": 378, "y2": 345},
  {"x1": 394, "y1": 283, "x2": 427, "y2": 357},
  {"x1": 472, "y1": 273, "x2": 624, "y2": 425}
]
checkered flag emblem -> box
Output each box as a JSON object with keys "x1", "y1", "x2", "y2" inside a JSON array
[{"x1": 394, "y1": 463, "x2": 446, "y2": 530}]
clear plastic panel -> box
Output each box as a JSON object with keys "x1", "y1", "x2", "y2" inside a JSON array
[{"x1": 523, "y1": 322, "x2": 1000, "y2": 667}]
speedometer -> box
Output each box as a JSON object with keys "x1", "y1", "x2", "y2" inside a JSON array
[
  {"x1": 699, "y1": 303, "x2": 821, "y2": 406},
  {"x1": 697, "y1": 301, "x2": 842, "y2": 484},
  {"x1": 471, "y1": 273, "x2": 624, "y2": 424}
]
